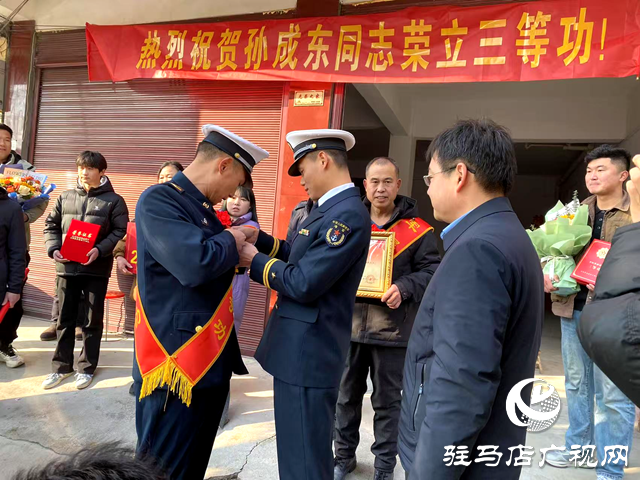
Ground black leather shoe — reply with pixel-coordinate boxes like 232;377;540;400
334;457;357;480
374;469;394;480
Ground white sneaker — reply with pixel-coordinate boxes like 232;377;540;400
75;373;93;390
42;372;74;389
545;450;571;468
0;344;24;368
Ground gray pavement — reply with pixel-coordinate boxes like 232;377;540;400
0;317;639;479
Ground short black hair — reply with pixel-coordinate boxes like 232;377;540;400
76;151;107;171
196;141;225;161
309;149;348;169
365;157;400;178
157;161;184;179
426;118;517;195
12;442;168;480
0;123;13;138
584;145;631;172
221;185;259;223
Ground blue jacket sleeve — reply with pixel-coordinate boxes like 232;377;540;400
255;229;292;262
411;239;512;480
136;187;239;288
250;213;369;303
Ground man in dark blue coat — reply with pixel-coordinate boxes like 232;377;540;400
134;124;268;480
238;129;371;480
398;119;544;479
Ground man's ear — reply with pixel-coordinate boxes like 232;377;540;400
217;156;232;174
621;170;630;182
319;151;330;170
454;163;469;193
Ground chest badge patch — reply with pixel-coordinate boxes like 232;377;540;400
326;220;351;247
298;228;310;236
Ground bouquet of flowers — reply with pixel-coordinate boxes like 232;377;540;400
527;192;593;296
0;165;56;210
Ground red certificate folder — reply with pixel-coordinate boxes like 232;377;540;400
0;303;9;325
0;269;29;325
60;219;101;263
124;222;137;274
571;239;612;286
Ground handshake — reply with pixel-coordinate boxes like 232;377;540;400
227;226;260;268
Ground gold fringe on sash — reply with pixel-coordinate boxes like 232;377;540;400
134;284;233;408
139;357;194;407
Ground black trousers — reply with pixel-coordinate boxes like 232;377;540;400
52;275;108;375
0;252;29;347
135;383;229;480
274;377;339;480
50;276;87;326
334;342;407;472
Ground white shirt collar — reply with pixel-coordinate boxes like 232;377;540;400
318;183;355;207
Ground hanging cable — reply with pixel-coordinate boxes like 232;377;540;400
0;0;31;36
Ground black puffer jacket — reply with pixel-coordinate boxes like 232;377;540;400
44;177;129;278
578;222;640;406
352;195;441;347
0;188;27;298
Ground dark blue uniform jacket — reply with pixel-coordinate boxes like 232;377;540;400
250;187;371;388
133;172;247;390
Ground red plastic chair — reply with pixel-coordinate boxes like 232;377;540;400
104;290;126;341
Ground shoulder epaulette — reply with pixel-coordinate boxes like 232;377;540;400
167;182;184;193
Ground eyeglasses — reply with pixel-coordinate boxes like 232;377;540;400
423;166;476;187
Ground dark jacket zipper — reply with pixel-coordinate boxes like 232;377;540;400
412;364;426;430
76;191;89;274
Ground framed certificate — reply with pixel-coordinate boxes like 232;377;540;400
357;231;395;299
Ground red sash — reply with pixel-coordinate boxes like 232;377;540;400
374;218;434;257
134;286;234;407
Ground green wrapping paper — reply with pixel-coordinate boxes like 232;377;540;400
527;200;592;296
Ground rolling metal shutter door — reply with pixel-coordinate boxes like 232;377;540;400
28;66;283;356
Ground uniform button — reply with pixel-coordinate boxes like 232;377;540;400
195;326;203;332
275;304;279;310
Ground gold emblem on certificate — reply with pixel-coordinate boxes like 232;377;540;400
357;231;395;299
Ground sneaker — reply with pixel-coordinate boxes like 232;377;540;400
545;450;571;468
42;372;74;389
75;326;83;341
75;373;93;390
0;344;24;368
40;323;57;341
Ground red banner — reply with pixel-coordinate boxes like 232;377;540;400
87;0;640;84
